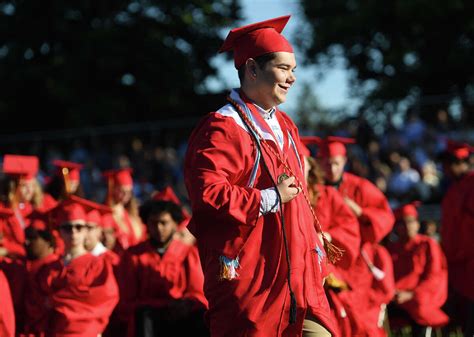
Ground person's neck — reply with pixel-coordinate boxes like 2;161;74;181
150;236;174;250
67;246;87;260
37;248;54;260
326;175;343;189
240;87;274;112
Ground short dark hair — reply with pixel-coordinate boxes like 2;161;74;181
139;200;184;224
25;227;56;248
237;52;277;83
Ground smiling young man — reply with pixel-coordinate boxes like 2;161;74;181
184;16;336;337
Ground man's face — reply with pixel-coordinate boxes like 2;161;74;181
447;160;469;179
25;230;51;260
59;222;87;250
396;216;420;240
147;211;177;245
321;155;347;183
102;228;117;250
253;52;296;109
84;223;102;251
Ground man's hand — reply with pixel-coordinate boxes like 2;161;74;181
343;196;362;217
277;176;301;203
395;290;414;304
0;247;8;257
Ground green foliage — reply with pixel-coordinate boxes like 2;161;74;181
298;0;474;125
0;0;241;132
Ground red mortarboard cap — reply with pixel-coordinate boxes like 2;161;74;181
394;202;421;221
103;168;134;187
152;186;182;205
52;160;83;183
53;202;87;226
317;136;356;158
3;154;39;180
300;136;322;157
152;186;191;224
68;195;112;227
101;213;117;230
219;15;293;68
29;218;47;231
446;140;473;160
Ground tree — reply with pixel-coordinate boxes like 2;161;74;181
297;0;474;126
0;0;241;133
295;81;345;131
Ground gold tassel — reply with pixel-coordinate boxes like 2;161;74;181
323;236;345;264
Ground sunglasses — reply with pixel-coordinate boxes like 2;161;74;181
60;223;87;233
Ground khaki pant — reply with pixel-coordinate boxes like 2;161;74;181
302;314;332;337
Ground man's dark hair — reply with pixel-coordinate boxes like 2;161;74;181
25;227;56;248
139;200;184;224
237;53;277;83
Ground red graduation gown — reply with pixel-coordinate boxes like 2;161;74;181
311;184;360;270
0;256;26;333
364;245;395;337
0;269;15;337
388;234;449;326
311;184;360;337
23;254;59;335
109;209;147;251
184;94;336;337
332;172;395;336
0;195;57;258
38;253;119;337
441;172;474;301
338;172;395;244
118;239;207;327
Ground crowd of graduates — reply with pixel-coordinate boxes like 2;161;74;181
0;132;472;337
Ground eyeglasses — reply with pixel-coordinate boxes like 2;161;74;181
60;223;87;233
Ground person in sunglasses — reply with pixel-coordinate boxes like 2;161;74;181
37;200;119;337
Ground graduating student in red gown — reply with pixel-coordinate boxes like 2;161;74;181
439;140;474;336
38;200;119;337
387;203;449;334
0;269;15;337
300;145;360;337
103;168;146;250
45;160;85;202
118;200;208;337
317;137;395;336
0;155;57;258
185;16;337;337
23;218;58;335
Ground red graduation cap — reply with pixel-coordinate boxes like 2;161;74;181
300;136;322;157
316;136;356;158
52;160;83;183
68;195;112;227
152;186;191;225
3;154;39;180
152;186;182;205
53;202;87;226
394;201;421;221
219;15;293;68
445;140;473;160
103;168;134;187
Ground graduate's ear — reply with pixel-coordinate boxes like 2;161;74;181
245;58;258;79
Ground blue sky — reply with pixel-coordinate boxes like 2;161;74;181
204;0;357;114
